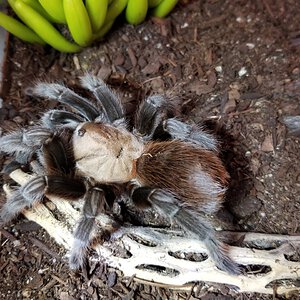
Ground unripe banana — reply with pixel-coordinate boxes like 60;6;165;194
7;0;31;23
148;0;163;8
126;0;148;25
106;0;128;23
85;0;108;32
152;0;178;18
13;0;81;52
63;0;93;47
22;0;57;22
0;11;46;45
93;20;114;40
38;0;66;24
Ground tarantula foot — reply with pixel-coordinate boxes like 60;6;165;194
207;237;241;275
163;118;218;151
2;160;22;174
217;257;241;275
0;189;25;225
69;256;83;270
0;214;6;227
68;240;88;270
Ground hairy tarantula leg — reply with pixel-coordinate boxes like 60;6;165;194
45;176;86;199
134;95;167;139
32;83;100;121
2;160;22;174
163;118;218;151
41;110;85;129
132;187;240;275
0;190;28;225
0;177;46;225
80;74;125;124
0;127;52;163
0;176;86;226
69;187;108;269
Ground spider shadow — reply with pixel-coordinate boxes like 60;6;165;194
202;120;255;229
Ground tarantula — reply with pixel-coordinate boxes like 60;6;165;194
0;74;240;274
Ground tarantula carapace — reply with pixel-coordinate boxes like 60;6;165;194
0;74;240;274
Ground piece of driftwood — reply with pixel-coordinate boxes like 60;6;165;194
3;169;300;296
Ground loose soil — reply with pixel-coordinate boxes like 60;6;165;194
0;0;299;299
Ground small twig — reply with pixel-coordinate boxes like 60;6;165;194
122;288;135;300
262;0;275;19
186;283;196;300
51;274;67;286
0;261;9;272
206;109;256;121
120;282;131;294
199;14;229;31
41;278;58;291
109;287;125;298
127;48;137;68
29;236;61;260
0;228;18;242
142;76;162;85
126;274;136;288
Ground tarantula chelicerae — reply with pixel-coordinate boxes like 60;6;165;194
0;74;240;274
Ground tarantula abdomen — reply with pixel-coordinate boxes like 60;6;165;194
136;140;229;210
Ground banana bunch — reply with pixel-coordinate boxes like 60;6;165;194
0;0;179;52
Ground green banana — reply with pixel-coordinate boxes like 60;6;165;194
106;0;128;23
64;0;93;46
148;0;163;8
93;20;114;40
13;0;81;52
8;0;30;23
126;0;148;25
0;11;45;45
85;0;108;32
22;0;57;22
152;0;178;18
38;0;66;24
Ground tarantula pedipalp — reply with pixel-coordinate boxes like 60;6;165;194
0;74;240;274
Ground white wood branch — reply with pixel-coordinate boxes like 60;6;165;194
4;169;300;296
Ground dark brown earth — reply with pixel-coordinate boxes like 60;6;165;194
0;0;300;299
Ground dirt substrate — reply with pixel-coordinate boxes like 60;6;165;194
0;0;300;299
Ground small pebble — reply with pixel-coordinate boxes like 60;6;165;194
107;271;117;288
238;67;248;77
